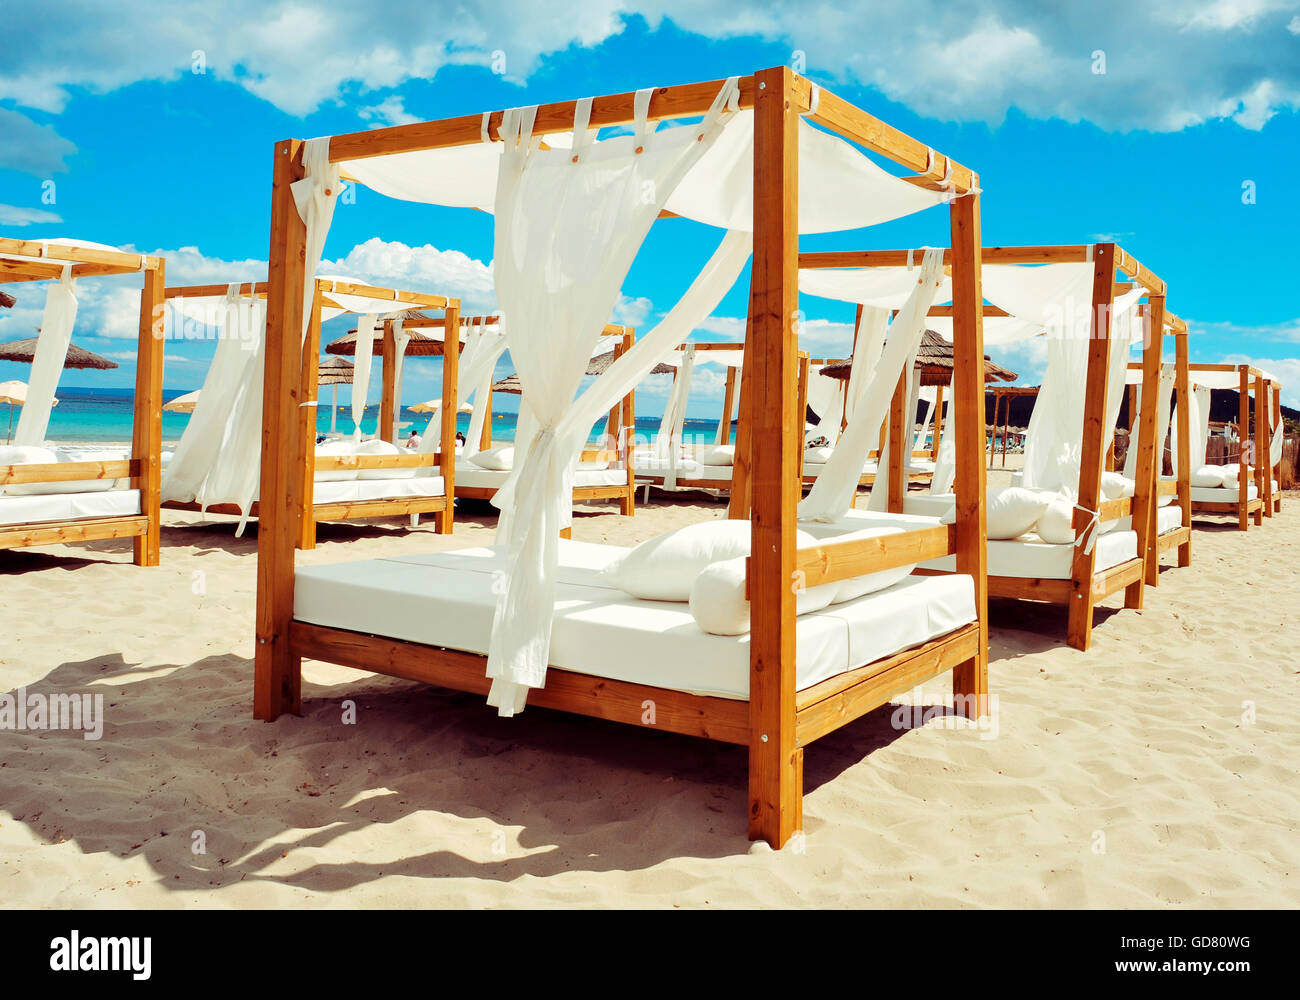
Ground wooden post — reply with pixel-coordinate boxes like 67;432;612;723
888;367;907;512
728;315;755;520
1256;372;1269;519
1133;295;1164;592
1000;391;1010;467
1273;384;1283;514
131;261;165;567
254;138;307;722
746;65;801;848
720;366;737;445
1175;331;1192;567
620;330;636;516
380;321;396;443
1238;367;1251;530
931;383;944;461
480;387;493;449
297;283;323;550
1068;244;1115;650
797;352;810;486
949;192;989;717
438;301;459;534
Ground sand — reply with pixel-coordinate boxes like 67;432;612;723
2;482;1299;908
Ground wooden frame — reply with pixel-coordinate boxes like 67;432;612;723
253;68;987;848
0;238;164;564
161;278;458;548
802;242;1169;651
1187;363;1270;531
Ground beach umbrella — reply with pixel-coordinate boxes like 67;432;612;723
316;356;355;434
492;352;673;396
0;380;56;444
0;337;119;370
410;398;473;414
326;311;451;356
163;389;200;414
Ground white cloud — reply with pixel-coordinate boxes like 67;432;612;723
0;108;76;176
0;204;62;226
1187;316;1300;342
613;294;653;327
357;96;421;127
2;2;1297;135
324;237;496;315
1218;354;1300;407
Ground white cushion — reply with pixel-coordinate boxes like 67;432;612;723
1100;472;1135;499
1035;495;1077;544
1190;465;1225;488
52;446;128;493
810;526;916;603
1220;464;1247;489
944;486;1051;540
577;459;611;471
601;519;816;602
354;438;418;479
689;556;837;636
314;440;357;482
0;445;61;496
696;445;735;466
805;445;833;464
470;445;514;471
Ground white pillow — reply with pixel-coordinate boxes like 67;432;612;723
806;527;915;603
804;445;833;464
52;446;127;493
1190;465;1225;488
696;445;735;467
0;445;61;496
1035;494;1077;544
577;458;611;471
601;519;817;602
1100;472;1135;499
689;556;837;636
1220;464;1242;489
943;486;1051;540
470;445;514;471
314;440;358;482
354;438;418;479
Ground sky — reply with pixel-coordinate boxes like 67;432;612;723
2;0;1299;418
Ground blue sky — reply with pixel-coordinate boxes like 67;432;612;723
2;2;1299;415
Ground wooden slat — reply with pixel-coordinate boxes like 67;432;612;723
769;524;955;593
0;460;137;486
795;625;980;744
311;497;448;521
255;139;307;722
746;66;801;848
987;575;1073;603
313;453;442;471
289;621;752;744
0;514;150;550
0;236;155;273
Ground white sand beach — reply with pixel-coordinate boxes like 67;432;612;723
1;484;1298;909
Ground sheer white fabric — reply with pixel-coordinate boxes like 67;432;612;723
806;368;846;444
1271;419;1284;466
482;80;745;715
351;314;378;440
290;140;342;343
843;307;887;426
657;345;695;487
931;392;957;495
14;270;77;446
390;320;411;440
799;249;944;522
1123;364;1175;480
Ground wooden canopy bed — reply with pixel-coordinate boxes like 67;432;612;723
1187;362;1275;531
0;238;163;565
802;242;1172;652
254;68;990;848
161;277;459;548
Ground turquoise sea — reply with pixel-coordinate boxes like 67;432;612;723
15;386;728;447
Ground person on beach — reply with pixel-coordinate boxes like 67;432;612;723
406;430;420;450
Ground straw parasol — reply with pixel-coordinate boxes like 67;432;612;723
493;352;673;395
163;389;200;413
314;356;356;434
0;338;119;370
326;311;452;356
819;330;1016;386
0;380;56;444
0;291;15;309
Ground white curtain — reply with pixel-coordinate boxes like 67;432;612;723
14;269;77;445
656;345;695;487
799;250;944;522
1271;420;1284;467
482;80;744;715
1124;364;1175;480
1174;384;1212;472
351;314;378;440
290;138;342;343
805;368;845;444
424;319;507;455
842;306;888;427
931;391;957;494
913;387;936;453
390;320;411;440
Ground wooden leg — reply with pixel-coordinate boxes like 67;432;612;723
952;644;988;720
1178;537;1192;568
619;490;634;517
1067;582;1094;652
437;499;454;534
1123;575;1143;609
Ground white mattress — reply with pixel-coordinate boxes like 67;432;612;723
635;456;734;482
294;539;977;701
0;489;142;527
1191;482;1261;503
456;465;628;490
799;506;1137;580
311;476;445;505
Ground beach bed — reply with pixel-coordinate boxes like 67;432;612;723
252;68;991;847
0;238;163;565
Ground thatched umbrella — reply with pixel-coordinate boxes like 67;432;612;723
493;352;673;395
0;291;15;309
819;330;1016;386
316;356;355;434
325;311;450;356
0;338;119;370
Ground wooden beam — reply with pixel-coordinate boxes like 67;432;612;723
619;330;636;517
1069;243;1115;649
255;139;307;722
1133;295;1164;591
888;366;907;513
1239;367;1251;530
297;285;323;550
728;315;755;519
380;322;396;443
746;65;801;848
0;514;150;550
720;366;737;446
1175;332;1192;566
132;260;165;567
438;301;459;534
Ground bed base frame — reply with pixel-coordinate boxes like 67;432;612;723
1187;364;1276;531
0;239;164;565
255;68;989;848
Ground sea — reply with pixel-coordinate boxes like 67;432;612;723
15;386;731;448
